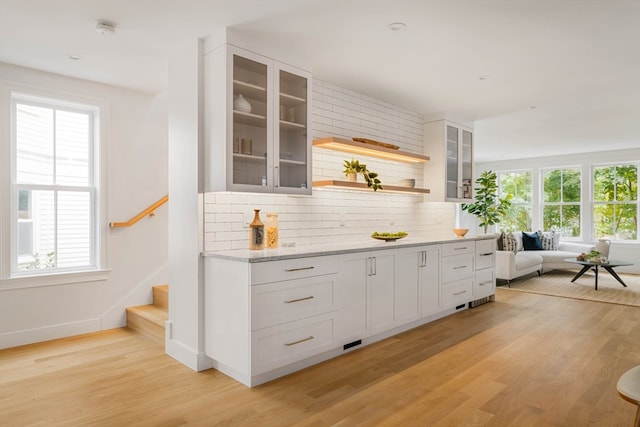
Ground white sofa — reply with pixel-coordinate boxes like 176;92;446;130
496;239;594;285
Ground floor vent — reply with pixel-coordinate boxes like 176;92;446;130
470;295;495;308
344;339;362;350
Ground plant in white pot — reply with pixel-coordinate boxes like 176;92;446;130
343;159;383;191
461;170;512;234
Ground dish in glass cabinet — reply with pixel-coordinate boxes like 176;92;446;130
371;231;408;242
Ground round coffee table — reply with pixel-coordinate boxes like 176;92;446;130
564;259;634;291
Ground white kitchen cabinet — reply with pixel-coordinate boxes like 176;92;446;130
441;241;475;309
204;44;311;194
335;249;397;341
424;120;473;202
474;239;496;300
396;247;426;324
419;246;441;318
368;249;397;336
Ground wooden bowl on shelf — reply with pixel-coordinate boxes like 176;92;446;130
453;228;469;238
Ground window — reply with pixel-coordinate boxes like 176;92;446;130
11;95;99;275
542;167;581;237
498;171;532;232
593;163;638;241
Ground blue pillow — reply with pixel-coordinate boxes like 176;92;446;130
522;231;543;250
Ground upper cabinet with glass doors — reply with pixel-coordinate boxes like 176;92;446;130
423;120;473;202
204;45;312;194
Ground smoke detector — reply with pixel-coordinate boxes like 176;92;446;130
95;21;116;35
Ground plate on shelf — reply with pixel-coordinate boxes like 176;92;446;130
371;232;408;242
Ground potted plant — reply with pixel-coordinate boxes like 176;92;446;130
461;170;511;234
343;159;383;191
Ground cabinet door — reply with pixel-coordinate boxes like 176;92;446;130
369;250;396;336
446;124;459;200
274;63;312;194
420;247;440;317
395;248;421;325
336;252;369;343
461;129;473;199
230;51;273;191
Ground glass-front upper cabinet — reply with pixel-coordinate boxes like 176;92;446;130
424;120;474;202
204;44;311;194
275;66;311;193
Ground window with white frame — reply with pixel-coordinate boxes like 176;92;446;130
542;167;581;237
11;94;99;275
498;170;533;232
593;163;638;241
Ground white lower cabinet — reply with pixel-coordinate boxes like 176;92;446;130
204;238;495;387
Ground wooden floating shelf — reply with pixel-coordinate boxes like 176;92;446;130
313;136;430;163
313;180;430;194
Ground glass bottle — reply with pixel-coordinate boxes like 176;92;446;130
265;212;279;249
249;209;264;250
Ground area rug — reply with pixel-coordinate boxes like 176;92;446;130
498;270;640;307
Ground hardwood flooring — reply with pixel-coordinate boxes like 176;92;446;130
2;289;639;426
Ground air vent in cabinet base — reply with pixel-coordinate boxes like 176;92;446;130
469;295;495;308
343;339;362;351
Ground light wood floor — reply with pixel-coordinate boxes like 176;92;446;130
2;289;639;426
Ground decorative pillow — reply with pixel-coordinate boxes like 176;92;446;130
502;233;519;252
538;230;559;251
522;231;543;250
496;232;505;251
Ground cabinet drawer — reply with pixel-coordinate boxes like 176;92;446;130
475;268;495;299
252;313;335;374
442;254;475;283
251;255;338;285
442;241;475;257
442;278;474;308
475;239;495;270
251;275;337;330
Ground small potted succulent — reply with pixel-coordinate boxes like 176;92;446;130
343;159;383;191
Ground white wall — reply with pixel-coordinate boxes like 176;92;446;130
475;149;640;274
203;79;456;252
0;63;169;348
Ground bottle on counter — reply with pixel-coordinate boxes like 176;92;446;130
265;212;279;249
249;209;265;250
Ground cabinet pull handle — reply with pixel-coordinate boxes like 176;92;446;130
453;290;467;296
284;296;314;304
275;166;279;187
453;265;467;270
479;252;493;257
372;257;377;276
479;281;492;286
284;336;314;347
285;266;315;272
454;247;468;251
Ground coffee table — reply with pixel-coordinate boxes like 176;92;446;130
564;259;634;290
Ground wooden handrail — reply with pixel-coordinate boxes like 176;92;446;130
110;195;168;228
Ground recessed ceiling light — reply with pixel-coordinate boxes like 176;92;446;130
96;20;116;35
67;54;80;61
388;22;407;31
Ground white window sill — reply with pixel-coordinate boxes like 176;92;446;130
0;269;111;291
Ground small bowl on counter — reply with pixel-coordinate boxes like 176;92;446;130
453;228;469;238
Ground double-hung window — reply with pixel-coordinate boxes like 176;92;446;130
11;94;100;275
498;170;533;232
593;163;638;241
542;167;581;237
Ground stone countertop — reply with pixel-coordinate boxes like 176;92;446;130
202;234;495;263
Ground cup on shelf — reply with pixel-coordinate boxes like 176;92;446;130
241;138;253;155
286;107;295;122
233;137;240;153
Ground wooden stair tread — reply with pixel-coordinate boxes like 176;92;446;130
126;304;168;326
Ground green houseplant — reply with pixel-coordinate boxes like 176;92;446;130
461;170;512;234
343;159;383;191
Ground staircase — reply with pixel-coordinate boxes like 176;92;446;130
126;284;168;346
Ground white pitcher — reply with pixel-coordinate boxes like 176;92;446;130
595;239;611;258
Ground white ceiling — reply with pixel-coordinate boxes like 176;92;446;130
1;0;639;162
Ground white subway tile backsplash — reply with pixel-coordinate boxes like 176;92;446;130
202;78;455;252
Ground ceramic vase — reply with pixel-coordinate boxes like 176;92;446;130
234;94;252;113
595;239;611;258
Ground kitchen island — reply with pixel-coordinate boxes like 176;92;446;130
203;235;496;386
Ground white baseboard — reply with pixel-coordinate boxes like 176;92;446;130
0;317;101;349
164;322;213;372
